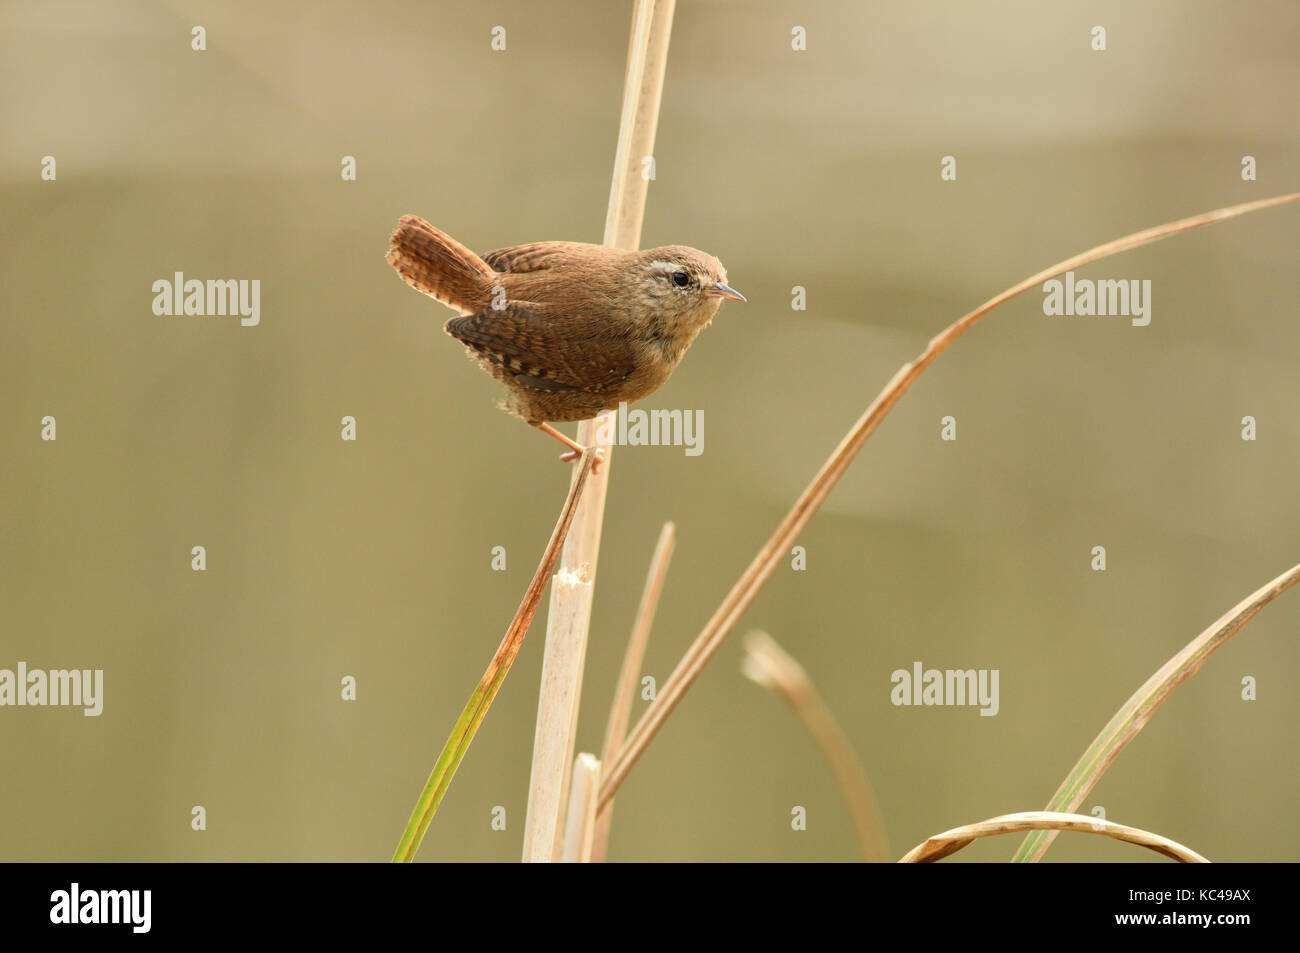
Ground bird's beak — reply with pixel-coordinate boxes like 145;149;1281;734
709;282;746;302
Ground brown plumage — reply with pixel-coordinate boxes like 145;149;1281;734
386;215;744;459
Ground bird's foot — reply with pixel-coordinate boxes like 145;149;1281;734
559;447;606;474
536;422;605;473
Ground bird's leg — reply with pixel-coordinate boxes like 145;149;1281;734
534;423;605;473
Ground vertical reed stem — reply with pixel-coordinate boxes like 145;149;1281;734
520;0;677;863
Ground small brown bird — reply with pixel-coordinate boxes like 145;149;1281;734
386;215;744;468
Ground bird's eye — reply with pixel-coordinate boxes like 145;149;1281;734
671;271;690;288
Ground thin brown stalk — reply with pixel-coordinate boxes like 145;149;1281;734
1014;560;1300;862
741;631;889;861
591;521;676;862
521;0;677;863
900;812;1209;863
392;449;595;862
597;191;1300;810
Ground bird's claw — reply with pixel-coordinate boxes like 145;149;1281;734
559;447;606;474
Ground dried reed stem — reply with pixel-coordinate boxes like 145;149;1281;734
560;753;602;862
591;521;676;861
741;630;889;861
900;811;1209;863
521;0;677;863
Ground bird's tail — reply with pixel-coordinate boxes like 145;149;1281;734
386;215;495;312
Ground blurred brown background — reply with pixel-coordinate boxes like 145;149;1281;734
2;0;1297;862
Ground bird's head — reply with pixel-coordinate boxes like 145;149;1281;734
635;245;745;334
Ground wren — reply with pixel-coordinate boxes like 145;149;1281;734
386;215;744;467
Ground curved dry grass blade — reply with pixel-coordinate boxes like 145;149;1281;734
392;449;595;863
591;521;676;862
522;0;677;863
742;631;889;861
597;192;1300;810
901;811;1209;863
1013;561;1300;863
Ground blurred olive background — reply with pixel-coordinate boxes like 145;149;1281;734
2;0;1297;863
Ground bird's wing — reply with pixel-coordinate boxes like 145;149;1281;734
445;303;638;395
483;242;613;273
